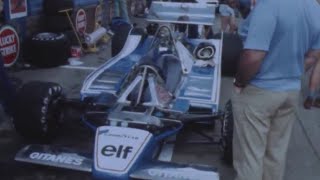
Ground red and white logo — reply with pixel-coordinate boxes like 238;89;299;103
0;26;20;67
76;9;87;34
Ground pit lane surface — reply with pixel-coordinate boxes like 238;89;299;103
1;25;320;180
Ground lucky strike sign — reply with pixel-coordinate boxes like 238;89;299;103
0;26;20;67
76;9;87;34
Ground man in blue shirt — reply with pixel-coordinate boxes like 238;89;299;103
233;0;320;180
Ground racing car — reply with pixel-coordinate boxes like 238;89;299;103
13;2;233;180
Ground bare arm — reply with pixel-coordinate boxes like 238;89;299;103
305;50;320;71
235;49;266;86
309;60;320;93
303;50;320;109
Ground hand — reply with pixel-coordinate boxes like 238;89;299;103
233;85;243;94
303;96;314;109
313;98;320;108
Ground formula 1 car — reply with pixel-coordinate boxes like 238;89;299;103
13;2;233;180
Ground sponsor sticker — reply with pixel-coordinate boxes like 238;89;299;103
76;9;87;34
147;168;219;180
29;152;84;166
95;126;152;173
148;169;193;179
0;26;20;67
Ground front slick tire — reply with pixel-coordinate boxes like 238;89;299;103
13;82;63;143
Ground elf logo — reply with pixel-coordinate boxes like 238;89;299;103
101;145;133;159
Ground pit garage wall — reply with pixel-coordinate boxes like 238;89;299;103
1;0;110;67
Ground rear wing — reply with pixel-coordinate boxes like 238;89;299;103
147;1;218;26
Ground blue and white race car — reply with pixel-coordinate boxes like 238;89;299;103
13;2;233;180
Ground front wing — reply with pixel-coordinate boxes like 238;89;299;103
15;145;92;172
15;145;219;180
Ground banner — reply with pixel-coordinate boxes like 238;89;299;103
9;0;27;19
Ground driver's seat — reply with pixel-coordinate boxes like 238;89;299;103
127;53;182;105
156;55;182;94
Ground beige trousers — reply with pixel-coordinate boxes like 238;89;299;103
232;85;299;180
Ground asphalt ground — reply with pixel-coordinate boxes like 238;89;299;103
0;17;320;180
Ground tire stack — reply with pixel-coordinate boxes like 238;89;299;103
25;0;74;68
25;33;71;68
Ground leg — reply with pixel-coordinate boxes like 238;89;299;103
146;0;152;9
219;5;231;32
119;0;130;23
220;16;230;32
232;85;285;180
142;0;147;7
114;0;120;17
229;16;237;33
263;91;299;180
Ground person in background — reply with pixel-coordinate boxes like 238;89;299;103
114;0;130;23
0;3;14;115
143;0;152;15
232;0;320;180
0;2;14;116
0;0;3;13
0;55;15;116
219;0;237;33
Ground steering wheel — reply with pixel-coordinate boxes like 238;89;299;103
133;65;165;106
138;65;163;80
